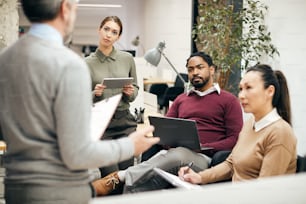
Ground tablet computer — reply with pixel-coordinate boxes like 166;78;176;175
102;77;133;89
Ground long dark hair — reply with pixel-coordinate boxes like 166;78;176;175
246;64;291;125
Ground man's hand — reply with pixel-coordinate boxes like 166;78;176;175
128;125;160;156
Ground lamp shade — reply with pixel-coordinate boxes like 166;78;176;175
144;41;166;66
144;41;187;88
131;36;140;46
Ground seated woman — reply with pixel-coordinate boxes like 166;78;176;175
178;64;297;184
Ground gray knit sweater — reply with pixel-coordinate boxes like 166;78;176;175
0;34;134;186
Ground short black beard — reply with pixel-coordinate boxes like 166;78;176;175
191;76;209;89
192;82;205;89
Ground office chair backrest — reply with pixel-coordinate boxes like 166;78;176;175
149;83;168;97
296;155;306;173
174;73;188;87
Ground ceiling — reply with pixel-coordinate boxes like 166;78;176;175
73;0;128;45
18;0;142;46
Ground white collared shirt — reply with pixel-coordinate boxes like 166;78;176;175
28;23;63;46
186;83;221;97
253;108;281;132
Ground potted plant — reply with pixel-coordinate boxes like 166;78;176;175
193;0;279;93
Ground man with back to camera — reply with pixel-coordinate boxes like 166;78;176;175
0;0;159;203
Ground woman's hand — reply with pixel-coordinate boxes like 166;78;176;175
94;84;106;96
122;84;134;96
178;166;202;184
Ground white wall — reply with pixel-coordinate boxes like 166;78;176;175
72;0;145;50
261;0;306;155
131;0;193;112
142;0;193;81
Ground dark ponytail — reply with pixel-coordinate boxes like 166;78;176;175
274;70;291;125
246;64;292;125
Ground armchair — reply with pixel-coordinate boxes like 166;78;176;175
296;155;306;173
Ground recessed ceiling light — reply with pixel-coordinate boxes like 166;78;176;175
77;4;122;8
16;2;122;9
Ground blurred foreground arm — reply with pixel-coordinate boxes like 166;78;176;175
129;125;160;156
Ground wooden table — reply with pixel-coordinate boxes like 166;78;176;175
143;78;174;85
0;141;6;171
0;141;6;154
143;78;174;91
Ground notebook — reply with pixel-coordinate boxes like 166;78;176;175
90;94;122;141
153;167;202;190
148;116;214;151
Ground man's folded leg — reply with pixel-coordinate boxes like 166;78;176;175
93;147;210;196
123;147;209;193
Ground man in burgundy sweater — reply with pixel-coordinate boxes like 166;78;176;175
92;52;243;196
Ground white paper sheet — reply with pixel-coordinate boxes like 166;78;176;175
90;94;122;141
153;167;202;190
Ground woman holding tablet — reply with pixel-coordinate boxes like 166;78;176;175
85;16;138;192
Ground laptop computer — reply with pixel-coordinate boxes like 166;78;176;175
148;116;213;151
90;94;122;141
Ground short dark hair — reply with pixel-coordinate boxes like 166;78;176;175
21;0;66;22
186;52;213;67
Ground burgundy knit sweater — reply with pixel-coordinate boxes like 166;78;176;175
166;90;243;154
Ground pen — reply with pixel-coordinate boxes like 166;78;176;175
184;161;193;175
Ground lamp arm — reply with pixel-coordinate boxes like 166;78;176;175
139;44;145;56
160;51;186;85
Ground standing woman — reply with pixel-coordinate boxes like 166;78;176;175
85;16;138;179
179;64;297;184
